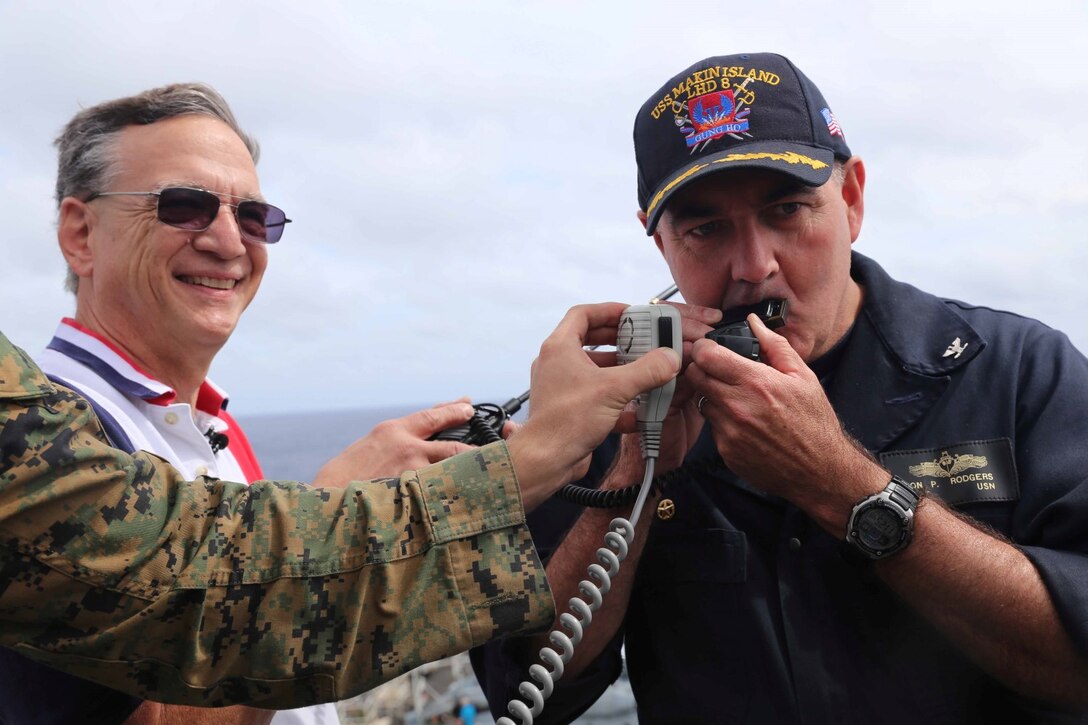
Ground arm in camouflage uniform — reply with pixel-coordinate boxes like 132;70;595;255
0;332;552;708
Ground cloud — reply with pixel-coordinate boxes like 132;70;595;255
1;0;1084;413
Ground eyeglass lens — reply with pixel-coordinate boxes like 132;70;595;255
157;187;288;243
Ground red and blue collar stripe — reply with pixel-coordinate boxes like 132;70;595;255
47;319;230;415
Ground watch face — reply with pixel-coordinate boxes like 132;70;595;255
856;504;904;552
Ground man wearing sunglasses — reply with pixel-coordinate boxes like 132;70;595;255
17;83;486;724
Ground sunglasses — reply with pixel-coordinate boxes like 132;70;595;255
86;186;291;243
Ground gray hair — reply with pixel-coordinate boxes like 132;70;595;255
830;160;847;186
55;82;260;293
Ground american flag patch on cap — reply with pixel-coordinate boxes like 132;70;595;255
821;107;843;138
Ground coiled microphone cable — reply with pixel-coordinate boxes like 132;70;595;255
496;304;678;725
495;430;660;725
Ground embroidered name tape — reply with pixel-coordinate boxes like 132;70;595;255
879;438;1019;506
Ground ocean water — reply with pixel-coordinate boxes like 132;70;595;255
237;405;419;482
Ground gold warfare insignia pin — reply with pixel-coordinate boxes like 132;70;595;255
908;450;988;478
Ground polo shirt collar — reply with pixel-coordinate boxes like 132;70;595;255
47;318;230;415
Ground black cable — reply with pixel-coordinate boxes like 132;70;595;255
467;403;505;445
555;456;725;508
434;398;728;509
430;403;509;446
555;482;646;508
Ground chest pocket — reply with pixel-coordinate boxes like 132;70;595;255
642;527;747;584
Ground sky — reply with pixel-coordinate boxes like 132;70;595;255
1;0;1085;415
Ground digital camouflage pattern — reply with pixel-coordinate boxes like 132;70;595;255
0;331;553;708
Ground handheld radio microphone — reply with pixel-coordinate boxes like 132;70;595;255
428;285;681;448
616;304;682;458
705;298;789;361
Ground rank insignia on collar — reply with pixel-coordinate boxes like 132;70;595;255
943;337;969;359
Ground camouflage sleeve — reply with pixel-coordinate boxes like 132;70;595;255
0;334;554;708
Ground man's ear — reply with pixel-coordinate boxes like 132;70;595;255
637;209;666;256
841;157;866;243
58;197;95;278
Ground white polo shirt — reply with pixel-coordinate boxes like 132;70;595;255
37;318;263;482
38;319;342;724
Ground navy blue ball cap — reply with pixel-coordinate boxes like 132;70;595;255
635;53;852;235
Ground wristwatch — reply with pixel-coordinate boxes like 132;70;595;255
846;476;921;559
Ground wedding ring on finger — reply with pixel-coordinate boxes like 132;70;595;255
696;395;708;414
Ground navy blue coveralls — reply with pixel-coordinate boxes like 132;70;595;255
472;253;1088;724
